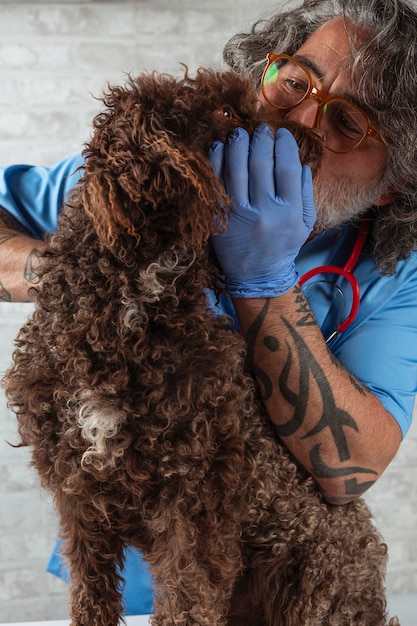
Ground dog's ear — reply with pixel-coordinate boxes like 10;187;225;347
80;79;229;252
81;140;228;253
81;166;139;250
141;138;230;249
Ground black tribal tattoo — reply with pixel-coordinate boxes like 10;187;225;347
0;280;11;302
0;216;42;300
245;298;378;497
0;226;16;301
294;285;316;327
279;317;358;461
24;249;41;283
0;231;18;246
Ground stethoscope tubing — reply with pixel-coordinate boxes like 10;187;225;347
299;220;368;336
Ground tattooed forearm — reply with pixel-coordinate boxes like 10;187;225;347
310;444;377;481
245;300;276;401
0;230;19;245
293;284;316;326
0;213;43;300
245;300;360;461
0;280;11;302
280;318;358;461
243;294;380;499
349;375;367;396
24;248;42;282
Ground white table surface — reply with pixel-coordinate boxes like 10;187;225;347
0;618;151;626
1;595;415;626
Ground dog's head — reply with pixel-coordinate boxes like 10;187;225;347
80;67;322;256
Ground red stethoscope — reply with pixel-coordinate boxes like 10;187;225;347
298;220;368;344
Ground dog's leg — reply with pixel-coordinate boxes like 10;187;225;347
234;502;394;626
226;574;267;626
58;501;126;626
66;536;125;626
145;518;239;626
150;566;231;626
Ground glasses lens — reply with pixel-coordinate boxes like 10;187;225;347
318;100;368;152
263;57;310;109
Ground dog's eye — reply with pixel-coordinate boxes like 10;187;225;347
215;106;242;126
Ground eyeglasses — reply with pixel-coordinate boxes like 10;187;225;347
261;53;382;154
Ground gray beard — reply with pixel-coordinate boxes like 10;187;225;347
312;171;388;233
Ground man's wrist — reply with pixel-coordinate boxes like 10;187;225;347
225;265;298;298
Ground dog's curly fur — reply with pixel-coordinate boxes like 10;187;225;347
3;68;399;626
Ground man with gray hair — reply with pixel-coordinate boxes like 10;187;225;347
1;0;416;614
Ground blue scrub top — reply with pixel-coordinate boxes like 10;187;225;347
0;154;84;237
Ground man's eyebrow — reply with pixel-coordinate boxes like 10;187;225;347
292;53;374;116
292;54;325;81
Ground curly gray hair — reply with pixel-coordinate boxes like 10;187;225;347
223;0;417;274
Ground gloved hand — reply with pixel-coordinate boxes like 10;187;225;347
208;124;316;298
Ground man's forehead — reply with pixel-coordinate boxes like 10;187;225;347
294;18;372;109
294;17;368;85
298;18;366;65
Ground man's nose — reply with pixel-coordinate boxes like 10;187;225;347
283;99;326;143
284;98;319;129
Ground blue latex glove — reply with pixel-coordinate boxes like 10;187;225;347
208;124;316;298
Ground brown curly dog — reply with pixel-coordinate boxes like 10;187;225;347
3;67;399;626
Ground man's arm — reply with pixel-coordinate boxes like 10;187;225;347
0;207;46;302
233;290;403;504
208;126;403;503
0;154;83;301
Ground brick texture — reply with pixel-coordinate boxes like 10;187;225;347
0;0;416;622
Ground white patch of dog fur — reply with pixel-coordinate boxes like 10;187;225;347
78;249;198;469
121;248;197;331
78;400;127;470
137;248;196;298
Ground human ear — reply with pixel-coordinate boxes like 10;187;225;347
373;188;399;206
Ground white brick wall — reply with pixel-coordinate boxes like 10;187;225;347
0;304;69;621
0;1;416;622
0;0;282;166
